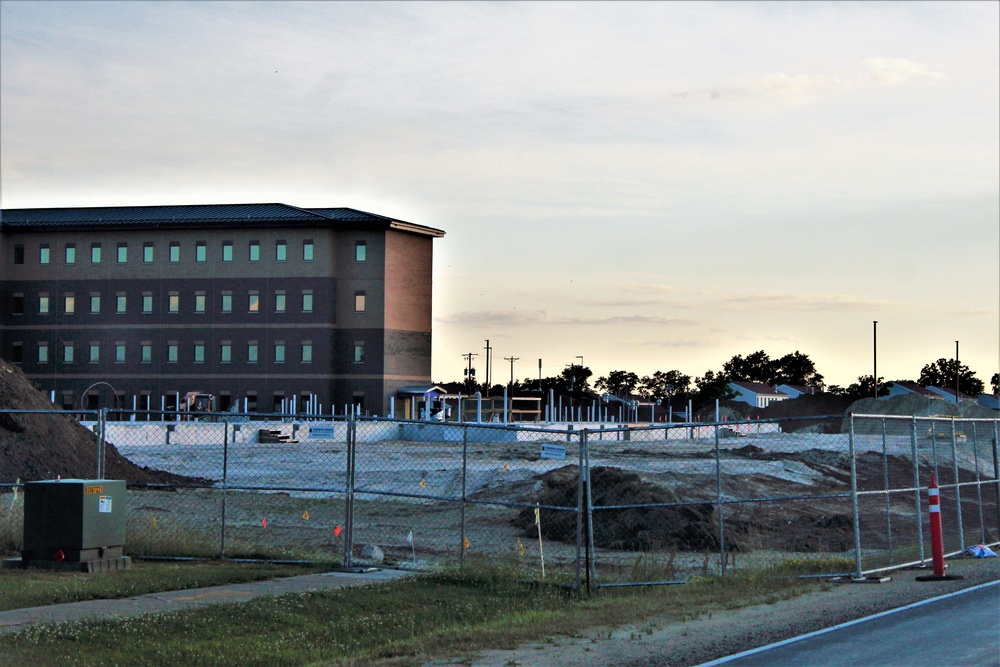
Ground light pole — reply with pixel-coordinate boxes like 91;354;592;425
955;340;960;406
873;321;878;399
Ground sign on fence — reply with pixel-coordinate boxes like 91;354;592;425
541;444;567;460
308;425;338;439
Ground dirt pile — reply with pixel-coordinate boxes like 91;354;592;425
0;359;196;484
512;465;719;552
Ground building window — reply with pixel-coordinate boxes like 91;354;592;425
115;343;126;363
167;342;179;363
195;292;206;313
11;342;23;363
117;293;127;313
355;241;366;262
38;342;49;363
221;292;233;313
12;293;24;315
118;243;129;264
169;242;180;263
249;241;260;262
276;240;287;262
220;342;232;364
40;244;50;264
353;342;365;364
90;294;101;314
168;292;180;313
301;342;313;363
195;242;207;263
193;343;205;364
143;243;154;263
89;343;100;363
13;245;24;265
247;342;259;364
91;243;101;264
142;293;153;314
355;291;366;312
64;294;75;314
63;343;74;364
39;294;50;314
222;241;233;262
274;291;286;313
65;244;76;264
303;240;314;262
248;291;259;313
301;290;313;313
274;342;285;364
141;343;152;363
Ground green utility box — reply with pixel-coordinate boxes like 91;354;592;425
20;479;130;571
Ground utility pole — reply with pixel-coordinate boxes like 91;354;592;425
484;339;492;395
462;352;479;395
505;356;519;387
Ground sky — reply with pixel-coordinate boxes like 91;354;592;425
1;1;998;389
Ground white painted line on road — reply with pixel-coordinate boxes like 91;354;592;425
695;579;1000;667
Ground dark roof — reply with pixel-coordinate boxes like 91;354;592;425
730;380;784;396
0;203;444;236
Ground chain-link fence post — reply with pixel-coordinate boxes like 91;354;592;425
460;426;468;570
585;432;595;592
714;419;726;575
880;418;893;565
910;416;925;565
576;429;586;591
220;419;229;559
96;408;107;479
344;411;356;568
993;421;1000;540
950;419;965;552
848;414;863;578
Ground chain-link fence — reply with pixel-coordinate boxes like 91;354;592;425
2;410;997;590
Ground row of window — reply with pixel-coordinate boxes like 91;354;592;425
9;340;366;365
10;290;367;316
12;240;369;265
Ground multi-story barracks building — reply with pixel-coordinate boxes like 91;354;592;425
0;203;444;416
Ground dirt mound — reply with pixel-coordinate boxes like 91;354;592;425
754;394;853;433
0;359;199;484
844;394;999;434
512;466;719;552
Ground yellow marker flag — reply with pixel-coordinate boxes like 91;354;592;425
516;538;525;557
420;479;427;488
502;463;509;471
463;536;470;549
13;479;20;500
152;517;158;528
533;507;540;526
302;510;310;521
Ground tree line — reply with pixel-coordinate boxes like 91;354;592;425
441;350;997;412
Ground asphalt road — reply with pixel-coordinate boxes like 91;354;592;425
700;580;1000;667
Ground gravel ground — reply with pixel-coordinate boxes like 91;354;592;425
425;556;1000;667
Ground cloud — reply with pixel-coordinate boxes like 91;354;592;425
437;310;699;327
710;293;898;312
675;58;946;106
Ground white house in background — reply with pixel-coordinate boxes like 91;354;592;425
924;386;975;404
776;384;821;399
978;394;1000;411
883;381;940;400
730;381;789;408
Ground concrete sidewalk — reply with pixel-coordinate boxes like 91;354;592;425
0;567;412;635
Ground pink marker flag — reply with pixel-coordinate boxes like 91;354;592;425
334;524;342;537
262;518;267;528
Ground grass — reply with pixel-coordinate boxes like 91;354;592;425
0;557;851;667
0;560;331;611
